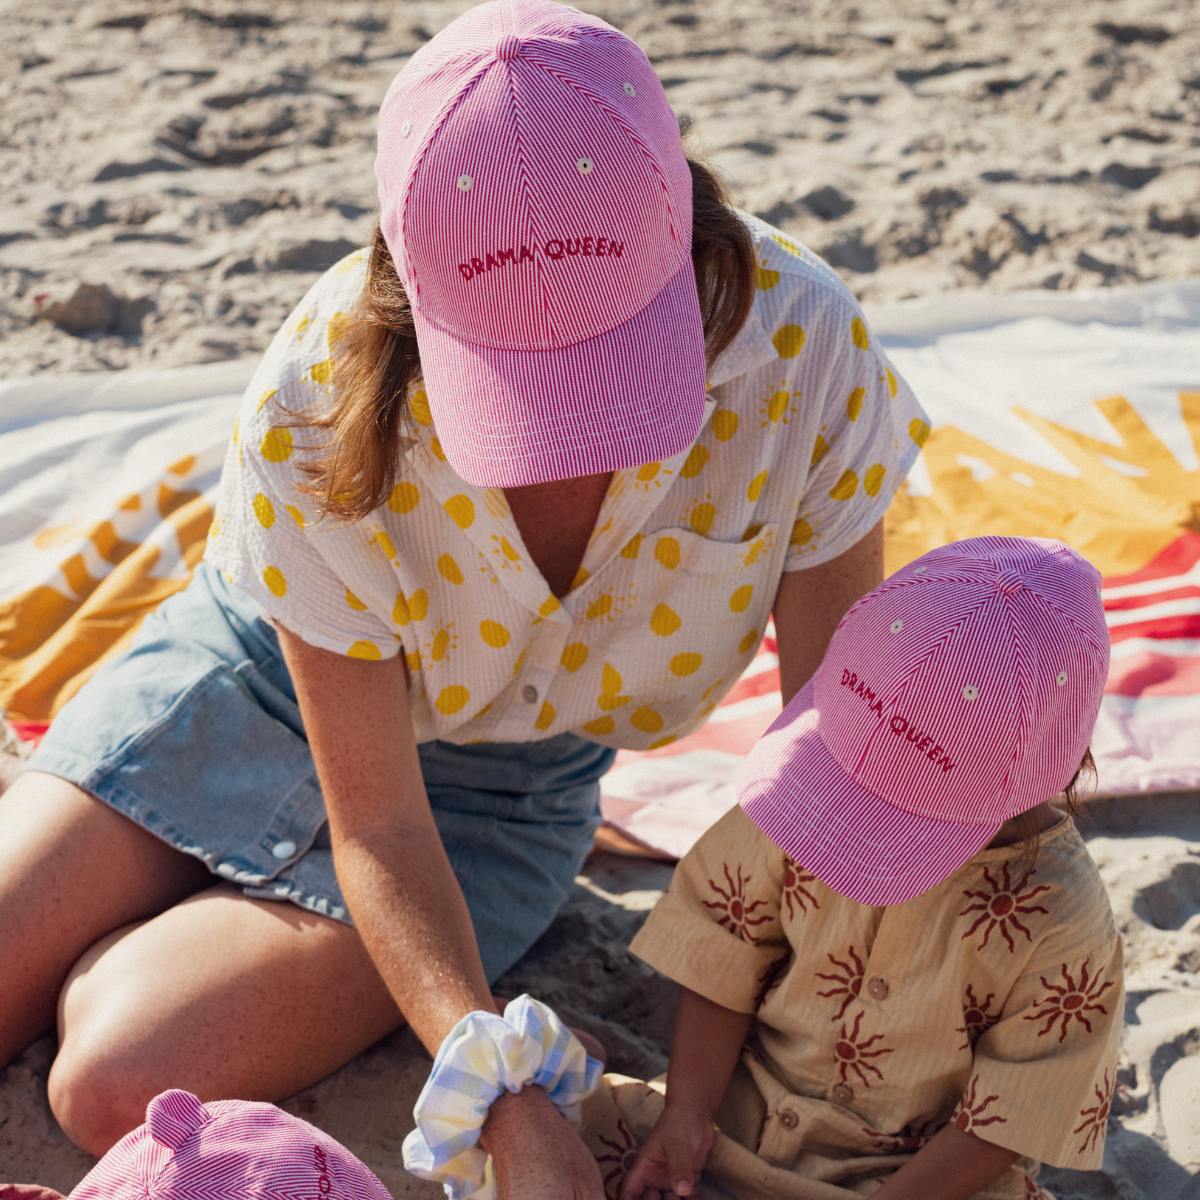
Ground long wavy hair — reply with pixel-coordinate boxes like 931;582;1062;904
283;155;755;524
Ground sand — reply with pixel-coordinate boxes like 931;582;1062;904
1;0;1198;1195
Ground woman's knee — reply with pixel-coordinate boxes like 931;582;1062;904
47;1033;154;1157
47;930;166;1153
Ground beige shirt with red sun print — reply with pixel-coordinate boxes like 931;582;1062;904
583;805;1123;1200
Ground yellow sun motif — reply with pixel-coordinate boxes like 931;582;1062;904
585;584;638;625
425;623;459;666
292;307;315;340
761;383;798;429
742;526;776;566
489;533;524;572
631;460;674;492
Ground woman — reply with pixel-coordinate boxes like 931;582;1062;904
0;0;927;1193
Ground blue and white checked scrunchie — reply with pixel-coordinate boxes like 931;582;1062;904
401;994;603;1199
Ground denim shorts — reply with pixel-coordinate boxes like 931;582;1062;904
27;560;616;983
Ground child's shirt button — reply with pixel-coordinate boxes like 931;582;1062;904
867;977;889;1001
778;1108;799;1130
831;1084;854;1104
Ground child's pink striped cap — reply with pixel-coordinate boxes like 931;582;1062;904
738;536;1111;906
374;0;705;487
69;1090;392;1199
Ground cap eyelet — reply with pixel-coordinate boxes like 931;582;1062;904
1056;670;1068;686
576;156;594;175
622;81;636;96
400;120;413;137
890;620;904;634
962;684;979;702
456;174;473;192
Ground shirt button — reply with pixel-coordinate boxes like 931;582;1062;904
521;684;539;704
867;977;889;1001
272;840;297;860
778;1109;799;1130
831;1084;854;1105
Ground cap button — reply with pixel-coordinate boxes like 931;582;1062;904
995;569;1023;596
495;34;521;61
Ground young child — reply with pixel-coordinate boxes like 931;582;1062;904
583;535;1123;1200
3;1088;393;1200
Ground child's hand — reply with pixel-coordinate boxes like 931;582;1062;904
619;1103;715;1199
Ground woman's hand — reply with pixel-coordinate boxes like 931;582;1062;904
481;1087;606;1200
618;1102;715;1200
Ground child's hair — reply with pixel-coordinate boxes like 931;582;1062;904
1009;748;1097;870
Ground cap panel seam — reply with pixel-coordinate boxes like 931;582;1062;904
527;55;685;249
396;54;495;298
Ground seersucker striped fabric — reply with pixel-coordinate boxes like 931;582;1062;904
69;1088;392;1199
401;994;603;1198
374;0;707;487
738;536;1111;905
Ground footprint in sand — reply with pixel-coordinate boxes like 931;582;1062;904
1132;861;1200;931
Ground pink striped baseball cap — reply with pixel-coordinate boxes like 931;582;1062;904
69;1089;392;1200
739;536;1111;905
374;0;704;487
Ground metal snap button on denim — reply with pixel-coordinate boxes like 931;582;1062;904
273;840;297;860
521;684;538;704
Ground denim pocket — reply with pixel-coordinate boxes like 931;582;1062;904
104;662;326;885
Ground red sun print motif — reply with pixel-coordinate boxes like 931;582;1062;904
953;1075;1007;1133
704;863;772;943
1025;959;1114;1043
594;1117;639;1199
957;984;1000;1050
1074;1070;1114;1156
834;1011;893;1088
782;857;820;920
959;863;1052;953
862;1118;944;1153
816;946;865;1020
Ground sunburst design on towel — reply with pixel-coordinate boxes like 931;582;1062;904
0;455;213;721
886;391;1200;578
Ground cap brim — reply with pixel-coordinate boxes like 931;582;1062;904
738;680;998;906
411;260;708;487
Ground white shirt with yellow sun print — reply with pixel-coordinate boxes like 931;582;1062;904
204;211;931;748
619;804;1122;1195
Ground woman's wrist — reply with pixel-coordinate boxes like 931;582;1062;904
478;1085;556;1151
401;996;602;1198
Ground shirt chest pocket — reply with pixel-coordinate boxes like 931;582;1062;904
633;522;781;662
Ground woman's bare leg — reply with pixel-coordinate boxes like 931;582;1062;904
0;769;212;1068
47;884;405;1155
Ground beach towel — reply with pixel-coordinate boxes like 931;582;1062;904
3;281;1198;860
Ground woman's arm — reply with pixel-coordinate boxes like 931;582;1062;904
772;520;884;704
277;621;492;1046
620;987;752;1199
871;1124;1019;1200
275;623;603;1198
